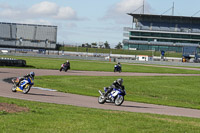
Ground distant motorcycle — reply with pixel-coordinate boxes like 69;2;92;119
11;77;34;94
98;87;126;106
114;64;122;73
60;63;69;72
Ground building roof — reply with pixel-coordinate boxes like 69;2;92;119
0;22;57;28
128;13;200;24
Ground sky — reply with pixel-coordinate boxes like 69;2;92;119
0;0;200;48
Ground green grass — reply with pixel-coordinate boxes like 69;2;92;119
59;46;183;57
1;55;200;74
35;75;200;109
1;55;200;132
1;96;200;133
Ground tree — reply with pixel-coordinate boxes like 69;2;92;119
104;41;110;49
115;42;123;49
82;43;91;48
81;44;85;47
98;42;104;48
91;42;97;48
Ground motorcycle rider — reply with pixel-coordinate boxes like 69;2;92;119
103;78;124;98
60;60;70;72
66;60;70;70
17;72;35;91
118;62;121;68
114;62;121;71
117;62;121;66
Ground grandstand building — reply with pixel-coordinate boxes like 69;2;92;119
0;22;57;49
123;14;200;53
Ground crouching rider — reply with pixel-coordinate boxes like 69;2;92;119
103;78;125;98
16;72;35;91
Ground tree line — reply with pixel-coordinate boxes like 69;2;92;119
81;41;123;49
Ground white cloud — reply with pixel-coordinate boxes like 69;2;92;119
103;0;152;24
0;9;21;18
114;0;143;13
55;7;78;20
28;1;80;20
0;1;82;21
28;1;58;16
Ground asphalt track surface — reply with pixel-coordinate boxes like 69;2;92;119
1;68;200;118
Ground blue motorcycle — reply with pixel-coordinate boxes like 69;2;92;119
11;77;34;94
114;64;122;73
98;87;126;106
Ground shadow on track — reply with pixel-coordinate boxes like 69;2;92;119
27;93;63;97
121;104;155;109
0;71;9;73
3;77;14;84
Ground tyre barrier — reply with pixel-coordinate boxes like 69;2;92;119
0;58;26;67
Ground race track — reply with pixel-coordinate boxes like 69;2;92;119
1;68;200;118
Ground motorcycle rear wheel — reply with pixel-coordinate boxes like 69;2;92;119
98;95;106;104
114;95;124;106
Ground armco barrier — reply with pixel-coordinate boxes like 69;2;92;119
0;53;113;62
0;58;26;67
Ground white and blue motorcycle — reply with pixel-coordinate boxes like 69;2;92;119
114;64;122;73
98;87;126;106
11;77;34;94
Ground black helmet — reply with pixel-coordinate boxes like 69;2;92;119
117;78;123;85
30;72;35;78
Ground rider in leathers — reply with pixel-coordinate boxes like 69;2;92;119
104;78;124;98
17;72;35;90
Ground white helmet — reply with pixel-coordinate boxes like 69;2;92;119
117;78;123;85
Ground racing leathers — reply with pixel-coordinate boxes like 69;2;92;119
17;74;34;90
104;79;124;98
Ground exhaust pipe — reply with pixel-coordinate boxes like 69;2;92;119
98;90;103;95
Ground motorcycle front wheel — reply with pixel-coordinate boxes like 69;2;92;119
114;95;124;106
23;84;31;94
11;85;17;92
98;95;106;104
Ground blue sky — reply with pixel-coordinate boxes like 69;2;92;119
0;0;200;47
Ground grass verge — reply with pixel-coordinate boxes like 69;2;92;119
35;75;200;109
60;46;183;57
0;96;200;133
1;55;200;74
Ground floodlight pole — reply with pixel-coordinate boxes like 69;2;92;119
161;2;175;16
172;2;174;16
143;0;145;14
